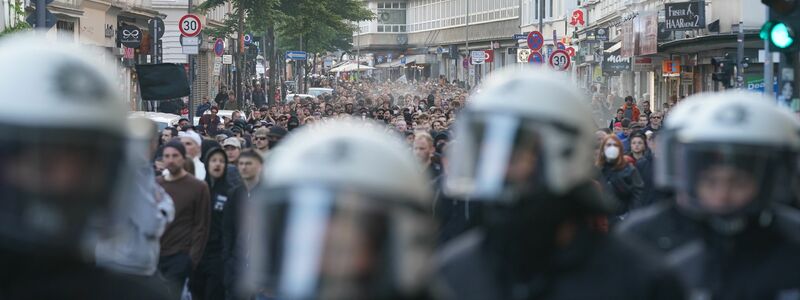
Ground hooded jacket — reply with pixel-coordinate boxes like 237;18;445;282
201;147;233;263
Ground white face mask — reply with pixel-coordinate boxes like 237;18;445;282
604;146;620;161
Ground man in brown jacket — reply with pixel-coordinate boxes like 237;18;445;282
157;140;211;299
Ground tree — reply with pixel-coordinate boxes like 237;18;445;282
198;0;372;101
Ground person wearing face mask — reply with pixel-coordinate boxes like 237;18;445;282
617;91;800;299
597;135;643;222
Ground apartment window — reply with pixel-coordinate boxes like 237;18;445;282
57;20;75;42
377;2;407;32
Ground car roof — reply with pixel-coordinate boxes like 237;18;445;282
129;111;181;124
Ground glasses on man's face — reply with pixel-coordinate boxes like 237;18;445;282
651;116;662;120
255;136;268;141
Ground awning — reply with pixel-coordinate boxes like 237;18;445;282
329;62;375;72
375;60;404;68
604;42;622;53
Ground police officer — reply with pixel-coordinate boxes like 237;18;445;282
437;67;684;300
617;91;800;299
0;35;170;298
238;120;439;300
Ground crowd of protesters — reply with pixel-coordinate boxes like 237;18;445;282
140;76;472;299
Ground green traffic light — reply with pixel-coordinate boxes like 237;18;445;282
770;22;795;49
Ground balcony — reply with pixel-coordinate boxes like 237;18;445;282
112;0;153;11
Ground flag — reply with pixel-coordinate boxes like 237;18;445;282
135;63;190;100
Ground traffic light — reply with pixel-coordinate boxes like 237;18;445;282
761;0;800;52
712;53;735;88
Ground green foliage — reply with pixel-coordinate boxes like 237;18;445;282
198;0;372;52
0;1;32;38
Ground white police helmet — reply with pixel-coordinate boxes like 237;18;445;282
0;34;128;256
444;66;598;204
242;120;436;299
668;91;800;233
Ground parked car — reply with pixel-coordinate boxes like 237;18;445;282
128;111;181;131
308;87;334;97
285;93;315;103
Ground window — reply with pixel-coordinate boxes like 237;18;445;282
57;20;75;42
378;3;384;8
377;25;385;32
549;0;553;18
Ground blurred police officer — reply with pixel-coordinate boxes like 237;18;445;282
617;91;800;299
238;120;439;300
0;34;170;299
437;67;684;300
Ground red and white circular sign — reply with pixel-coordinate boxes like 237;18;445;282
549;50;571;71
179;14;202;37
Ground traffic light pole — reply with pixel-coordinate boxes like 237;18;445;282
36;0;45;28
765;7;774;97
736;21;745;89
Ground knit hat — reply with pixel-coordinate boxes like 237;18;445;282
163;140;186;158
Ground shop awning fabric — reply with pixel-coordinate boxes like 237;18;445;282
329;62;375;72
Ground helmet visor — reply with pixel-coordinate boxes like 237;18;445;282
444;112;543;202
675;143;791;216
243;185;433;300
0;128;124;252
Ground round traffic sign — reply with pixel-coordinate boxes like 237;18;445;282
527;31;544;51
214;38;224;56
565;47;576;57
528;52;543;64
244;34;252;45
549;50;571;71
179;14;202;37
557;42;566;50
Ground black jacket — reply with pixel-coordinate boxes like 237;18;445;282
616;202;800;299
433;175;482;246
437;227;685;300
634;152;657;209
600;163;644;216
222;181;260;298
202;148;234;264
0;253;171;299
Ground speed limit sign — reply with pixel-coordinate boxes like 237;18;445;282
548;49;571;71
179;14;202;37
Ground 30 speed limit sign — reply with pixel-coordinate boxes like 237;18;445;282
179;14;202;37
548;49;571;71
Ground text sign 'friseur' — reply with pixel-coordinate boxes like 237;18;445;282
664;1;705;31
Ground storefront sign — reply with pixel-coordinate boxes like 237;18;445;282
662;59;681;76
595;27;609;41
665;1;705;31
603;43;631;72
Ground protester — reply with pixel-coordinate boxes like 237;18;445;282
190;147;232;300
596;135;644;220
222;150;263;300
157;140;211;299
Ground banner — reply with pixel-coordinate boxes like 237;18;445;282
135;64;190;100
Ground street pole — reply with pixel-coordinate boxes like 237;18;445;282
736;21;744;89
465;0;470;89
36;0;45;33
539;0;544;34
764;8;774;97
187;0;194;121
357;21;360;82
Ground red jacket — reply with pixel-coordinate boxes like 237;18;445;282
620;103;641;122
